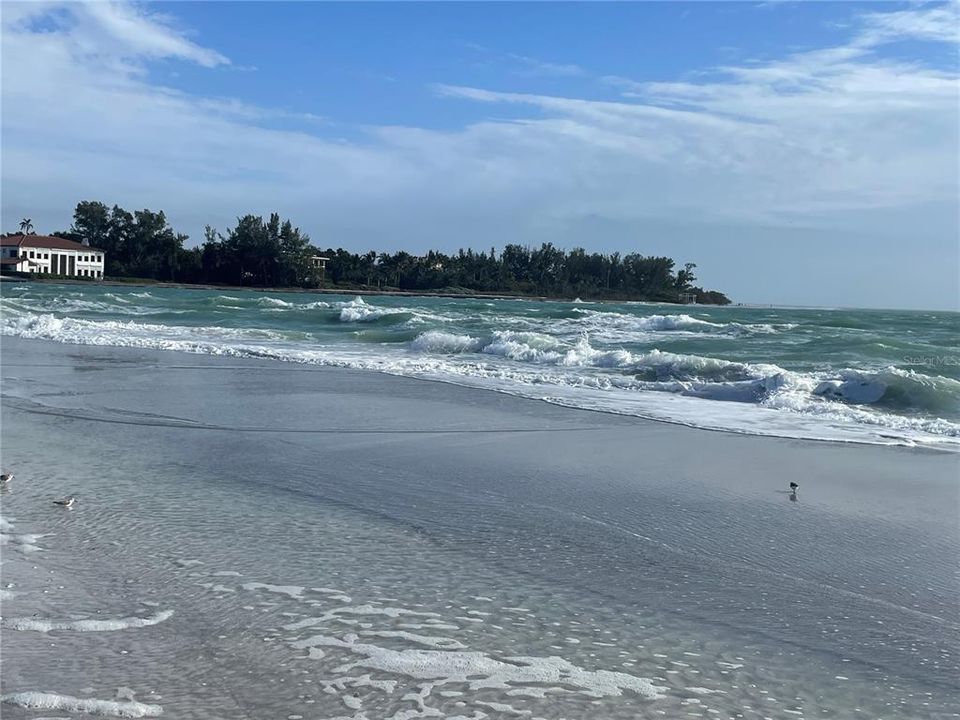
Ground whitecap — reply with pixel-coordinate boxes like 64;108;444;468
338;297;404;323
410;331;482;354
256;297;294;308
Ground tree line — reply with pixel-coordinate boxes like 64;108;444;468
46;200;730;304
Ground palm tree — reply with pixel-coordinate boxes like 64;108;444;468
18;218;33;235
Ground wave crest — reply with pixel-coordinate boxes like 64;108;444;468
410;331;482;353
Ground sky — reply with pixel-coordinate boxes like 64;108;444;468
1;1;957;309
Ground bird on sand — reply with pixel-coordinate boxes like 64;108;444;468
0;473;13;485
52;496;75;508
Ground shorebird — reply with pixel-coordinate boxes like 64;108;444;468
52;496;76;508
789;482;799;491
0;473;13;484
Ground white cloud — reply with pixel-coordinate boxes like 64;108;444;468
85;1;229;67
857;4;960;46
1;1;957;308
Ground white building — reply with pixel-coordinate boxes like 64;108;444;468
0;235;105;279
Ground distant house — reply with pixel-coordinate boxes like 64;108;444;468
0;234;105;279
678;291;698;304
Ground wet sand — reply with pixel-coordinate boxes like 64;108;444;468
1;337;957;719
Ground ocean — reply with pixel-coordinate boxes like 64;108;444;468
2;283;958;448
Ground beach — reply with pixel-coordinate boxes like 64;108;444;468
1;336;957;719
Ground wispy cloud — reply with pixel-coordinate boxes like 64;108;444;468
78;2;229;67
857;4;960;46
3;1;229;69
465;42;588;78
505;52;589;78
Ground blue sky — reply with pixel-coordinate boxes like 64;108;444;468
2;1;958;309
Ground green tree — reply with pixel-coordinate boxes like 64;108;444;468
56;199;731;301
71;202;111;248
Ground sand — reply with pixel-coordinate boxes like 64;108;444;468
1;336;957;719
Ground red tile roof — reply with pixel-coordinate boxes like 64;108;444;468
0;234;103;252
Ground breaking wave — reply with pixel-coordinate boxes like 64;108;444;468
3;286;958;448
338;296;409;323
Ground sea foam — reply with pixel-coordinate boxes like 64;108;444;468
294;634;666;700
2;610;174;633
1;692;162;717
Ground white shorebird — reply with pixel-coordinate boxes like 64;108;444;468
52;496;76;508
0;473;13;484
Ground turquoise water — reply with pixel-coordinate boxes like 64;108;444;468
2;283;958;446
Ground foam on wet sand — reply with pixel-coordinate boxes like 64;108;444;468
2;610;174;633
291;634;666;700
1;691;163;717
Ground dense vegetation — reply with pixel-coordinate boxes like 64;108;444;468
43;200;730;303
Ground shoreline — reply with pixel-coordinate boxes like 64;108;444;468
3;335;957;462
2;328;954;452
